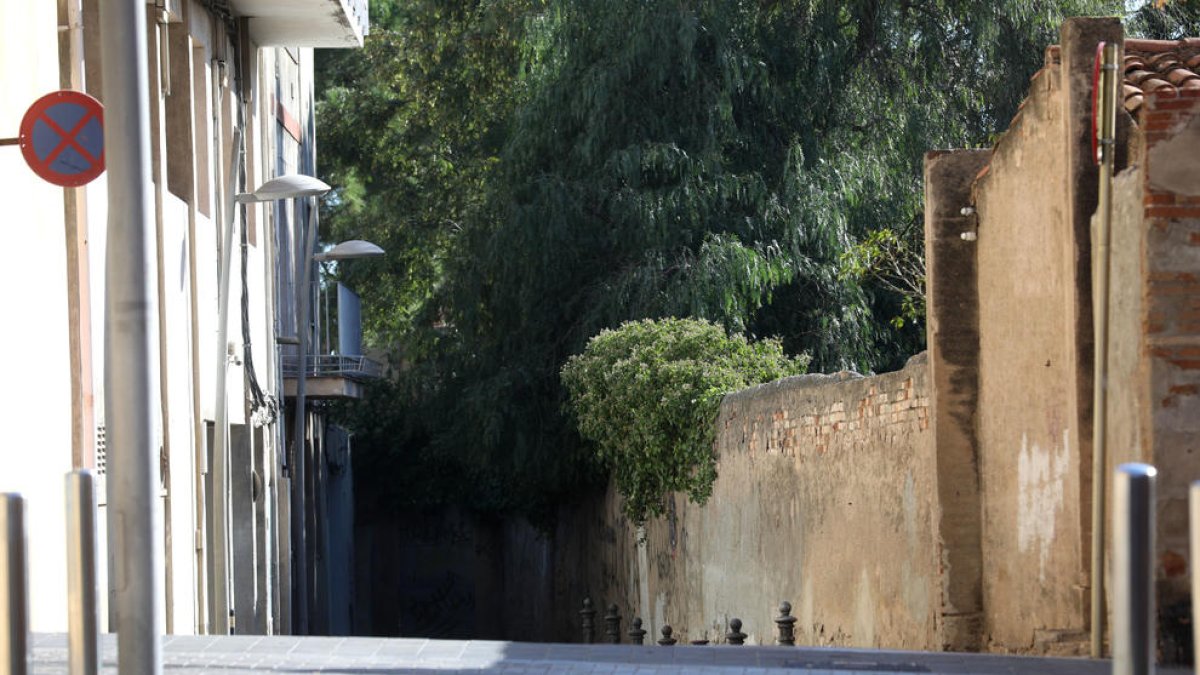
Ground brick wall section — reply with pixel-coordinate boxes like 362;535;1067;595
1137;89;1200;645
753;374;929;457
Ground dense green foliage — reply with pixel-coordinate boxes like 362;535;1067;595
1128;0;1200;37
318;0;1184;521
562;318;808;522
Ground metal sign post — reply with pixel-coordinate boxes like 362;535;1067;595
99;0;162;672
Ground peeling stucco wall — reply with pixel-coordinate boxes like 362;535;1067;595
970;27;1091;649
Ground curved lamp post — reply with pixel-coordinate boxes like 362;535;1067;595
295;237;379;629
214;171;330;634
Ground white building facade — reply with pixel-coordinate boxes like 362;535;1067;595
0;0;367;636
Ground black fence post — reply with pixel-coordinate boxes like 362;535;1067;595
603;604;622;644
628;617;647;645
726;618;747;645
580;597;596;644
657;624;677;646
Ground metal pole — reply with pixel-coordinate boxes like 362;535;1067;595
291;202;318;634
1190;481;1200;675
0;494;29;675
99;0;162;670
1112;463;1156;675
211;127;246;634
1090;40;1119;660
66;472;99;675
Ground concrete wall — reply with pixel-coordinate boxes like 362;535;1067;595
970;40;1091;649
924;149;989;651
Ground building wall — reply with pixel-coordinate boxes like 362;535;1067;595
1137;90;1200;637
969;46;1091;649
0;0;349;635
0;0;77;633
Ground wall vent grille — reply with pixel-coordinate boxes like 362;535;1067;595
95;424;107;475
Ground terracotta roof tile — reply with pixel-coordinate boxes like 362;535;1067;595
1122;37;1200;114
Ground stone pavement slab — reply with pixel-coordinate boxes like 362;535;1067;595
27;633;1193;674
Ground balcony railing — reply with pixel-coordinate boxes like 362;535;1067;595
281;354;382;380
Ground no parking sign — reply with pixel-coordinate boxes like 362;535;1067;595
17;90;105;187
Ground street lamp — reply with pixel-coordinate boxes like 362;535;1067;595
299;237;383;633
213;169;330;635
291;232;382;634
312;239;385;262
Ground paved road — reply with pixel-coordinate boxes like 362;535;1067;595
28;633;1191;674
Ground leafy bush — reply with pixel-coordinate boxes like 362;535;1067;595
561;318;808;523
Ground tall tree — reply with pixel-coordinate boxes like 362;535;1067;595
319;0;1125;519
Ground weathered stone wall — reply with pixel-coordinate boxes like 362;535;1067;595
963;20;1123;651
585;355;940;649
972;84;1092;649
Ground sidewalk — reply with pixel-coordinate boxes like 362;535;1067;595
29;633;1191;674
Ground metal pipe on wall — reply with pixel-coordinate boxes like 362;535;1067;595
212;126;246;634
1191;481;1200;675
1089;40;1119;660
66;471;99;675
1112;463;1156;675
0;494;29;675
99;0;163;671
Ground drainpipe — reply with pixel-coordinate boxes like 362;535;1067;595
1090;40;1118;660
212;127;245;634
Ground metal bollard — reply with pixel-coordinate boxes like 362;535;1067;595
1191;481;1200;675
657;624;676;646
1113;463;1156;675
726;618;747;645
603;603;621;644
627;617;647;645
67;471;99;675
775;601;796;646
1;494;30;675
580;597;596;644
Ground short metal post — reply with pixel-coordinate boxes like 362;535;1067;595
726;618;747;645
603;603;621;644
580;597;595;644
1191;481;1200;675
1;494;30;675
1113;463;1156;675
627;617;647;645
67;471;100;675
775;601;796;646
657;624;676;646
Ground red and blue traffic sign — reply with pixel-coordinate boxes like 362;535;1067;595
18;90;105;187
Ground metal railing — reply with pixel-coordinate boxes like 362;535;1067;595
281;354;382;380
